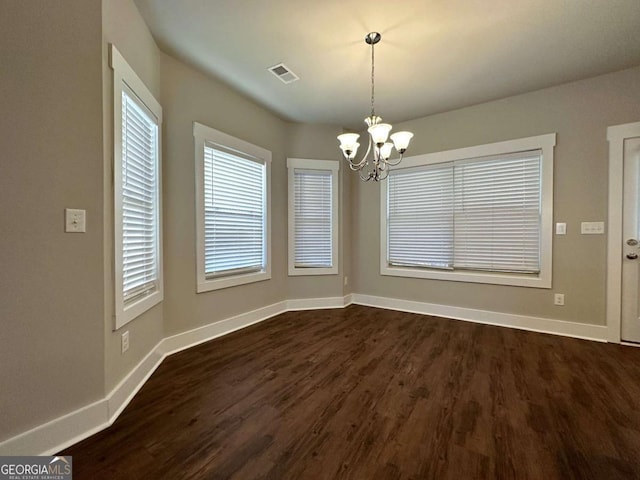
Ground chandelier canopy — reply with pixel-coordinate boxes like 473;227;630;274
337;32;413;182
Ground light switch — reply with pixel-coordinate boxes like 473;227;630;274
65;208;86;233
555;223;566;235
580;221;604;235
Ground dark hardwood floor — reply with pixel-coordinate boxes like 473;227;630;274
62;305;640;479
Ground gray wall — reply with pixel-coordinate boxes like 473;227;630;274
0;0;104;440
160;53;351;336
352;66;640;325
285;123;348;300
161;51;289;335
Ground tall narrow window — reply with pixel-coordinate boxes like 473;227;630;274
287;158;339;275
194;122;271;292
204;145;265;277
111;45;163;328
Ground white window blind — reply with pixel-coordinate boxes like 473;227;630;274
121;89;159;303
387;150;541;275
294;169;333;268
204;144;266;278
453;151;541;273
388;165;453;269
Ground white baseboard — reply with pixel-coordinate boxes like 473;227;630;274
0;292;606;456
351;294;608;342
159;301;288;357
107;346;166;422
0;398;109;456
286;295;351;311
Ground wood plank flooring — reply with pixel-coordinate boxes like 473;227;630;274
61;305;640;479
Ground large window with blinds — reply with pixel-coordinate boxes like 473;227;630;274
381;134;555;288
111;45;163;328
194;122;271;292
287;158;339;276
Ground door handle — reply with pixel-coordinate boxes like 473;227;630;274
627;253;638;260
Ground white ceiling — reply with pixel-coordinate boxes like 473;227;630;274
134;0;640;130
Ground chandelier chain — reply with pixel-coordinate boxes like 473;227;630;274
370;39;375;118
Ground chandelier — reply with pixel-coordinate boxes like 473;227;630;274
337;32;414;182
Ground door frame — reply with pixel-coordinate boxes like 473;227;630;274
606;121;640;343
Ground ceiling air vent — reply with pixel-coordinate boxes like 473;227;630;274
268;63;299;84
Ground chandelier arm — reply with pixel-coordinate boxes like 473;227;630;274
385;154;404;167
359;168;374;182
363;134;373;163
347;131;374;169
348;155;368;169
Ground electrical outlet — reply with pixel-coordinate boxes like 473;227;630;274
554;293;565;306
121;331;130;353
344;276;348;286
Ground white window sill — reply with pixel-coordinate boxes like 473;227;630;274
381;265;551;289
288;266;338;276
115;289;163;329
197;270;271;293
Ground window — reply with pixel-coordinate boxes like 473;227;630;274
381;134;555;288
287;158;339;275
194;122;271;292
111;44;163;328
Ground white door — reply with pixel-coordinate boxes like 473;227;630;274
621;136;640;343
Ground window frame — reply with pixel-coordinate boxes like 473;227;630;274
380;133;556;288
287;158;340;276
111;44;163;329
194;122;272;293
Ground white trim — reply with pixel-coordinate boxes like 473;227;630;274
110;44;164;329
395;134;555;169
0;291;607;456
193;122;272;293
380;133;556;289
286;296;351;311
351;294;607;342
107;346;165;421
159;301;287;356
607;121;640;343
109;46;162;118
287;158;340;276
0;399;109;456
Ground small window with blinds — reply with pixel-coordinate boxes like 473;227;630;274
287;158;339;276
204;145;266;278
381;134;555;288
194;122;272;292
111;44;163;329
